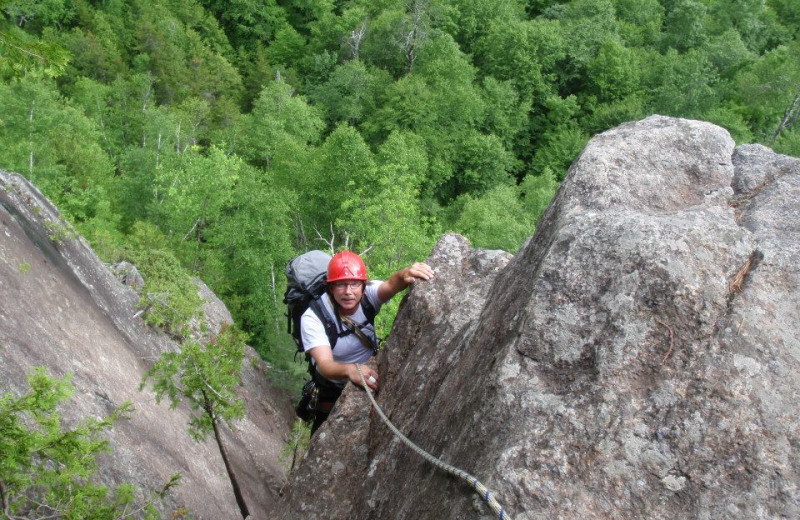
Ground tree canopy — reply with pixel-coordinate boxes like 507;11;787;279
1;0;797;385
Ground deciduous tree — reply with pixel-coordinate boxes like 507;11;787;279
454;183;532;252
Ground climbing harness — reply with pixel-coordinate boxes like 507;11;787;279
354;364;514;520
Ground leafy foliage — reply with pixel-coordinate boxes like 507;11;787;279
141;324;248;440
140;323;250;517
454;183;533;252
0;367;179;520
280;419;311;472
1;0;798;396
123;224;204;338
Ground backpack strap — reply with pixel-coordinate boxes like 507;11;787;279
339;313;379;355
309;294;378;351
360;297;377;325
306;294;380;380
308;297;339;350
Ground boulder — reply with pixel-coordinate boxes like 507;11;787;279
112;261;144;292
277;116;799;519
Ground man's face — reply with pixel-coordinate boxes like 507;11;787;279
330;280;365;314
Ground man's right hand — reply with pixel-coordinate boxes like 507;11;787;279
349;363;379;391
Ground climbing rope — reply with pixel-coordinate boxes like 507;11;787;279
354;364;513;520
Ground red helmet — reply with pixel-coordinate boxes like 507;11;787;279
327;251;367;282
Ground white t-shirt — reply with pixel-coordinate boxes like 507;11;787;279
300;281;384;383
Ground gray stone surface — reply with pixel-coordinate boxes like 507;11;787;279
275;235;513;519
276;116;799;519
0;171;294;519
112;261;144;292
189;277;235;342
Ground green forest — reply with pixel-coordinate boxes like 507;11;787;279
1;0;798;387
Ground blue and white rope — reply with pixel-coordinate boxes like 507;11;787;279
355;364;512;520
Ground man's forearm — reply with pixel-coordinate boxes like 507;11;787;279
380;270;411;300
377;262;434;301
315;357;354;380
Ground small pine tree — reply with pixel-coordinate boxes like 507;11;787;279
140;324;250;518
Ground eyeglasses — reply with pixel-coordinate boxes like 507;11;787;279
330;281;365;290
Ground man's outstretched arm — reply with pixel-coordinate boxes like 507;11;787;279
377;262;435;302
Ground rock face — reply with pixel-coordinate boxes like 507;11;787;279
277;116;799;519
0;171;294;519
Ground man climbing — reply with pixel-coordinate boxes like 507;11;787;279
301;250;434;433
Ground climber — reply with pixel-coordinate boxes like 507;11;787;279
300;250;434;433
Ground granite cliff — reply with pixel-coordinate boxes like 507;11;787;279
0;171;294;519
